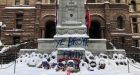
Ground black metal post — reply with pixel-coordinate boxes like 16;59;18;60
14;50;16;74
127;60;130;73
0;53;4;68
0;25;3;68
0;26;1;41
0;54;2;67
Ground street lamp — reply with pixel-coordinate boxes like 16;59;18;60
0;22;6;46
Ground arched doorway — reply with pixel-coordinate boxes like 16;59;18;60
45;20;56;38
89;20;101;39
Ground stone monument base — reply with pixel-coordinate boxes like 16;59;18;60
37;38;107;54
19;38;126;57
88;39;107;54
37;38;55;54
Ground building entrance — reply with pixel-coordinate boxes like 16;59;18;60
89;20;101;39
45;20;56;38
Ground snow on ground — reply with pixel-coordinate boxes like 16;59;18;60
0;60;140;75
0;52;140;75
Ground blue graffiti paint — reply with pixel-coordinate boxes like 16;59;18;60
56;38;65;47
56;37;88;48
68;37;88;47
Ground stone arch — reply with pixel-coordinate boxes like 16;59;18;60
40;15;56;38
113;13;126;21
40;15;55;28
89;15;106;39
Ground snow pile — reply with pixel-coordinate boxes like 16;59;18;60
79;59;89;71
16;51;129;71
16;51;58;69
84;51;129;71
17;52;47;66
0;45;12;53
0;51;140;75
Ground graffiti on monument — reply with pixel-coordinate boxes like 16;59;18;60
56;37;88;47
56;38;66;47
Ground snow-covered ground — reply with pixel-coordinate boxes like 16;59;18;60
0;61;140;75
0;52;140;75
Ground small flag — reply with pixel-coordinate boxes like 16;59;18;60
86;9;91;32
67;68;70;75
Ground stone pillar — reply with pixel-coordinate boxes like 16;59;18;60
42;29;45;38
101;27;105;38
35;3;41;38
104;1;111;41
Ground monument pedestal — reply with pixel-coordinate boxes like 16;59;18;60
88;39;107;54
37;38;107;54
37;38;55;54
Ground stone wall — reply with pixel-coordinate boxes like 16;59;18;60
1;8;37;45
0;1;133;52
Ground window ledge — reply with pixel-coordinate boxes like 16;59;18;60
129;11;136;13
131;46;140;49
116;28;125;31
13;4;30;7
5;29;24;32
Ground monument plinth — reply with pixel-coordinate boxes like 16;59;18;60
37;0;107;55
54;0;88;62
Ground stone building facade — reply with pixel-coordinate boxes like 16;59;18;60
127;0;140;61
128;0;140;47
0;0;139;61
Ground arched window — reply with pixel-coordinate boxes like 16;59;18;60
16;12;23;29
117;16;123;29
130;0;136;11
